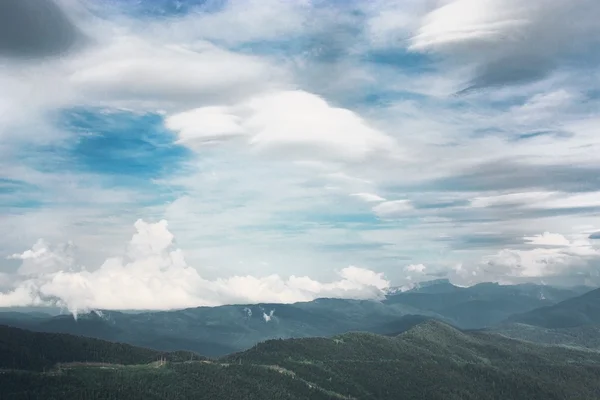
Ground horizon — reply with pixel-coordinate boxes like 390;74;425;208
1;278;597;318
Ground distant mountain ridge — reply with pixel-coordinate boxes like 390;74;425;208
481;288;600;351
508;288;600;328
0;282;595;357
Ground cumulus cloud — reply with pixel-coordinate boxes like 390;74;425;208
524;232;570;247
8;239;76;276
480;232;600;279
404;264;426;274
166;90;398;162
0;219;390;315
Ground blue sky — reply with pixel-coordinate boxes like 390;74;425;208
1;0;600;311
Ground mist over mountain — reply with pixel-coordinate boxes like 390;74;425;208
1;281;595;357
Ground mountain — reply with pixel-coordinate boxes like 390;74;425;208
0;325;198;372
508;288;600;328
0;299;441;356
370;314;437;336
3;322;600;399
482;288;600;350
383;281;590;329
408;278;462;293
0;283;593;357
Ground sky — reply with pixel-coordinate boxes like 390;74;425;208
2;0;600;313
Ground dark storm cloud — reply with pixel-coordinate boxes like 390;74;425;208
0;0;84;58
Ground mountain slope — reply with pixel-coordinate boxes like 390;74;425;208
0;325;199;372
226;321;600;400
383;282;589;328
508;288;600;328
0;299;440;356
3;323;600;399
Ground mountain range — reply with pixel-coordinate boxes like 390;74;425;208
0;281;597;356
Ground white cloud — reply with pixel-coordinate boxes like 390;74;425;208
69;38;280;109
535;192;600;210
144;0;311;45
404;264;426;273
470;192;554;208
8;239;76;276
373;200;413;218
166;90;399;162
523;232;570;247
0;5;285;142
165;106;245;144
0;219;390;315
350;193;386;203
365;0;424;48
512;89;577;122
410;0;531;53
409;0;600;86
480;231;600;279
469;191;600;210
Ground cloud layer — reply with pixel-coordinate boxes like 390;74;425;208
0;220;391;314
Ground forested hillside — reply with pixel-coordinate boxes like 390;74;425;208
3;322;600;400
491;323;600;350
508;288;600;328
0;325;199;372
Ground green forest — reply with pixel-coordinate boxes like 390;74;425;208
2;322;600;400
